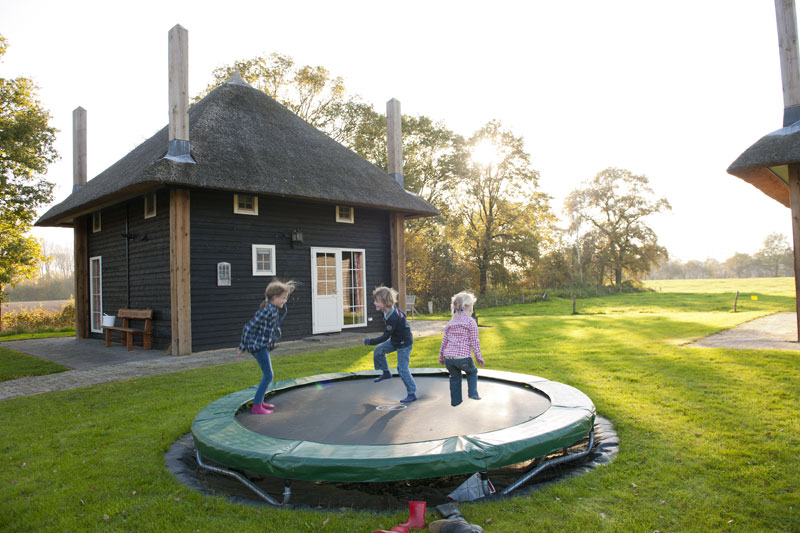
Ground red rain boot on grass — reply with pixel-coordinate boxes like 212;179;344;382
398;501;427;530
251;403;273;415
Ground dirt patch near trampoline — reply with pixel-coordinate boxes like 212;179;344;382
687;312;800;351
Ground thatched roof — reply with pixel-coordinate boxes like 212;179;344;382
37;78;439;227
726;122;800;208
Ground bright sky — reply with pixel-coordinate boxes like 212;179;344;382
2;0;793;262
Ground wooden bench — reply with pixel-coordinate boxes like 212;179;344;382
103;308;153;351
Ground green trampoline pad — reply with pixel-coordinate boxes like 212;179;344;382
191;368;595;482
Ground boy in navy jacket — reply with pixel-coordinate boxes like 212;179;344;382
365;286;417;402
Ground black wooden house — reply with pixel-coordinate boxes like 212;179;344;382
36;27;438;354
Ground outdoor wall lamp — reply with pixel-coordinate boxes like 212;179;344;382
291;228;304;247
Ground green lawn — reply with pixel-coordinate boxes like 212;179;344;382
1;278;798;531
0;346;69;382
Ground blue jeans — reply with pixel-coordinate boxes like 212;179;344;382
445;357;478;406
251;347;274;405
373;339;416;394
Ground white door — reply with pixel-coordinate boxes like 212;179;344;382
311;248;341;333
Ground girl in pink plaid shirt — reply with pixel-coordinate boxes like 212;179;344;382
439;291;485;406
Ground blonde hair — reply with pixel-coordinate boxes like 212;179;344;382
372;286;398;308
260;279;298;308
451;291;477;313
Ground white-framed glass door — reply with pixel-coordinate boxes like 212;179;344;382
311;249;341;334
89;256;103;333
310;248;367;334
341;250;367;327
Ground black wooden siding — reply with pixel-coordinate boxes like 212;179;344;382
190;190;390;352
85;190;171;348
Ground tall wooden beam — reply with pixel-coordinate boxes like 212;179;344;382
170;188;191;355
386;99;406;311
777;0;800;125
390;213;406;313
387;98;403;187
72;107;87;191
73;219;88;338
790;165;800;342
776;0;800;341
72;107;88;338
168;24;189;142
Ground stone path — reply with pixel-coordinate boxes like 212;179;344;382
687;312;800;351
0;320;448;401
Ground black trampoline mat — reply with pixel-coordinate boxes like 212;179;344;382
236;375;551;445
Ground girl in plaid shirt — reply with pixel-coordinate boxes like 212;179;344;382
439;291;485;406
238;279;296;414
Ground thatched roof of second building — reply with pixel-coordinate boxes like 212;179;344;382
37;79;439;227
726;122;800;208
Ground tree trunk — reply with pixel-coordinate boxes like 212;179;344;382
615;268;622;288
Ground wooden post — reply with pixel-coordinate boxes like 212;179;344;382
776;0;800;125
390;213;406;313
776;1;800;340
72;107;87;191
387;98;403;187
734;290;739;313
790;165;800;341
74;219;89;338
386;98;406;311
72;107;88;338
170;188;191;354
168;24;189;142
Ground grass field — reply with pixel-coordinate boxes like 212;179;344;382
0;278;798;532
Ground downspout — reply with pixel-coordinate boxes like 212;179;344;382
125;204;130;308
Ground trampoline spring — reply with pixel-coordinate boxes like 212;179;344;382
501;429;595;496
195;450;290;506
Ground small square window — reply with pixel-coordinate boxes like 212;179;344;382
336;206;354;223
234;194;258;215
252;244;276;276
92;212;102;233
144;193;157;219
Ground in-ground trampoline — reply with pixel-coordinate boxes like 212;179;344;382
191;368;595;505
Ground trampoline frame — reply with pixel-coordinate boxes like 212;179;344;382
192;368;595;486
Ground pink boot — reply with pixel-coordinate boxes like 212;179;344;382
398;501;426;530
251;403;273;415
262;403;276;409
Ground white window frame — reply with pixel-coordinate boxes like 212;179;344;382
144;193;157;219
234;194;259;216
336;205;354;224
252;244;276;276
340;248;367;329
92;212;102;232
89;256;103;333
217;262;232;286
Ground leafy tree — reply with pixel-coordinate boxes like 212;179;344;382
455;121;555;295
195;53;373;146
352;111;463;212
724;252;753;278
566;168;670;288
0;34;59;327
756;232;792;277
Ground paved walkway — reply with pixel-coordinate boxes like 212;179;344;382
0;320;448;401
687;311;800;351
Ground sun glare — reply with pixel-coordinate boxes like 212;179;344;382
471;139;501;167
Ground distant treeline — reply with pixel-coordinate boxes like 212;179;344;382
647;234;793;280
4;275;73;302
